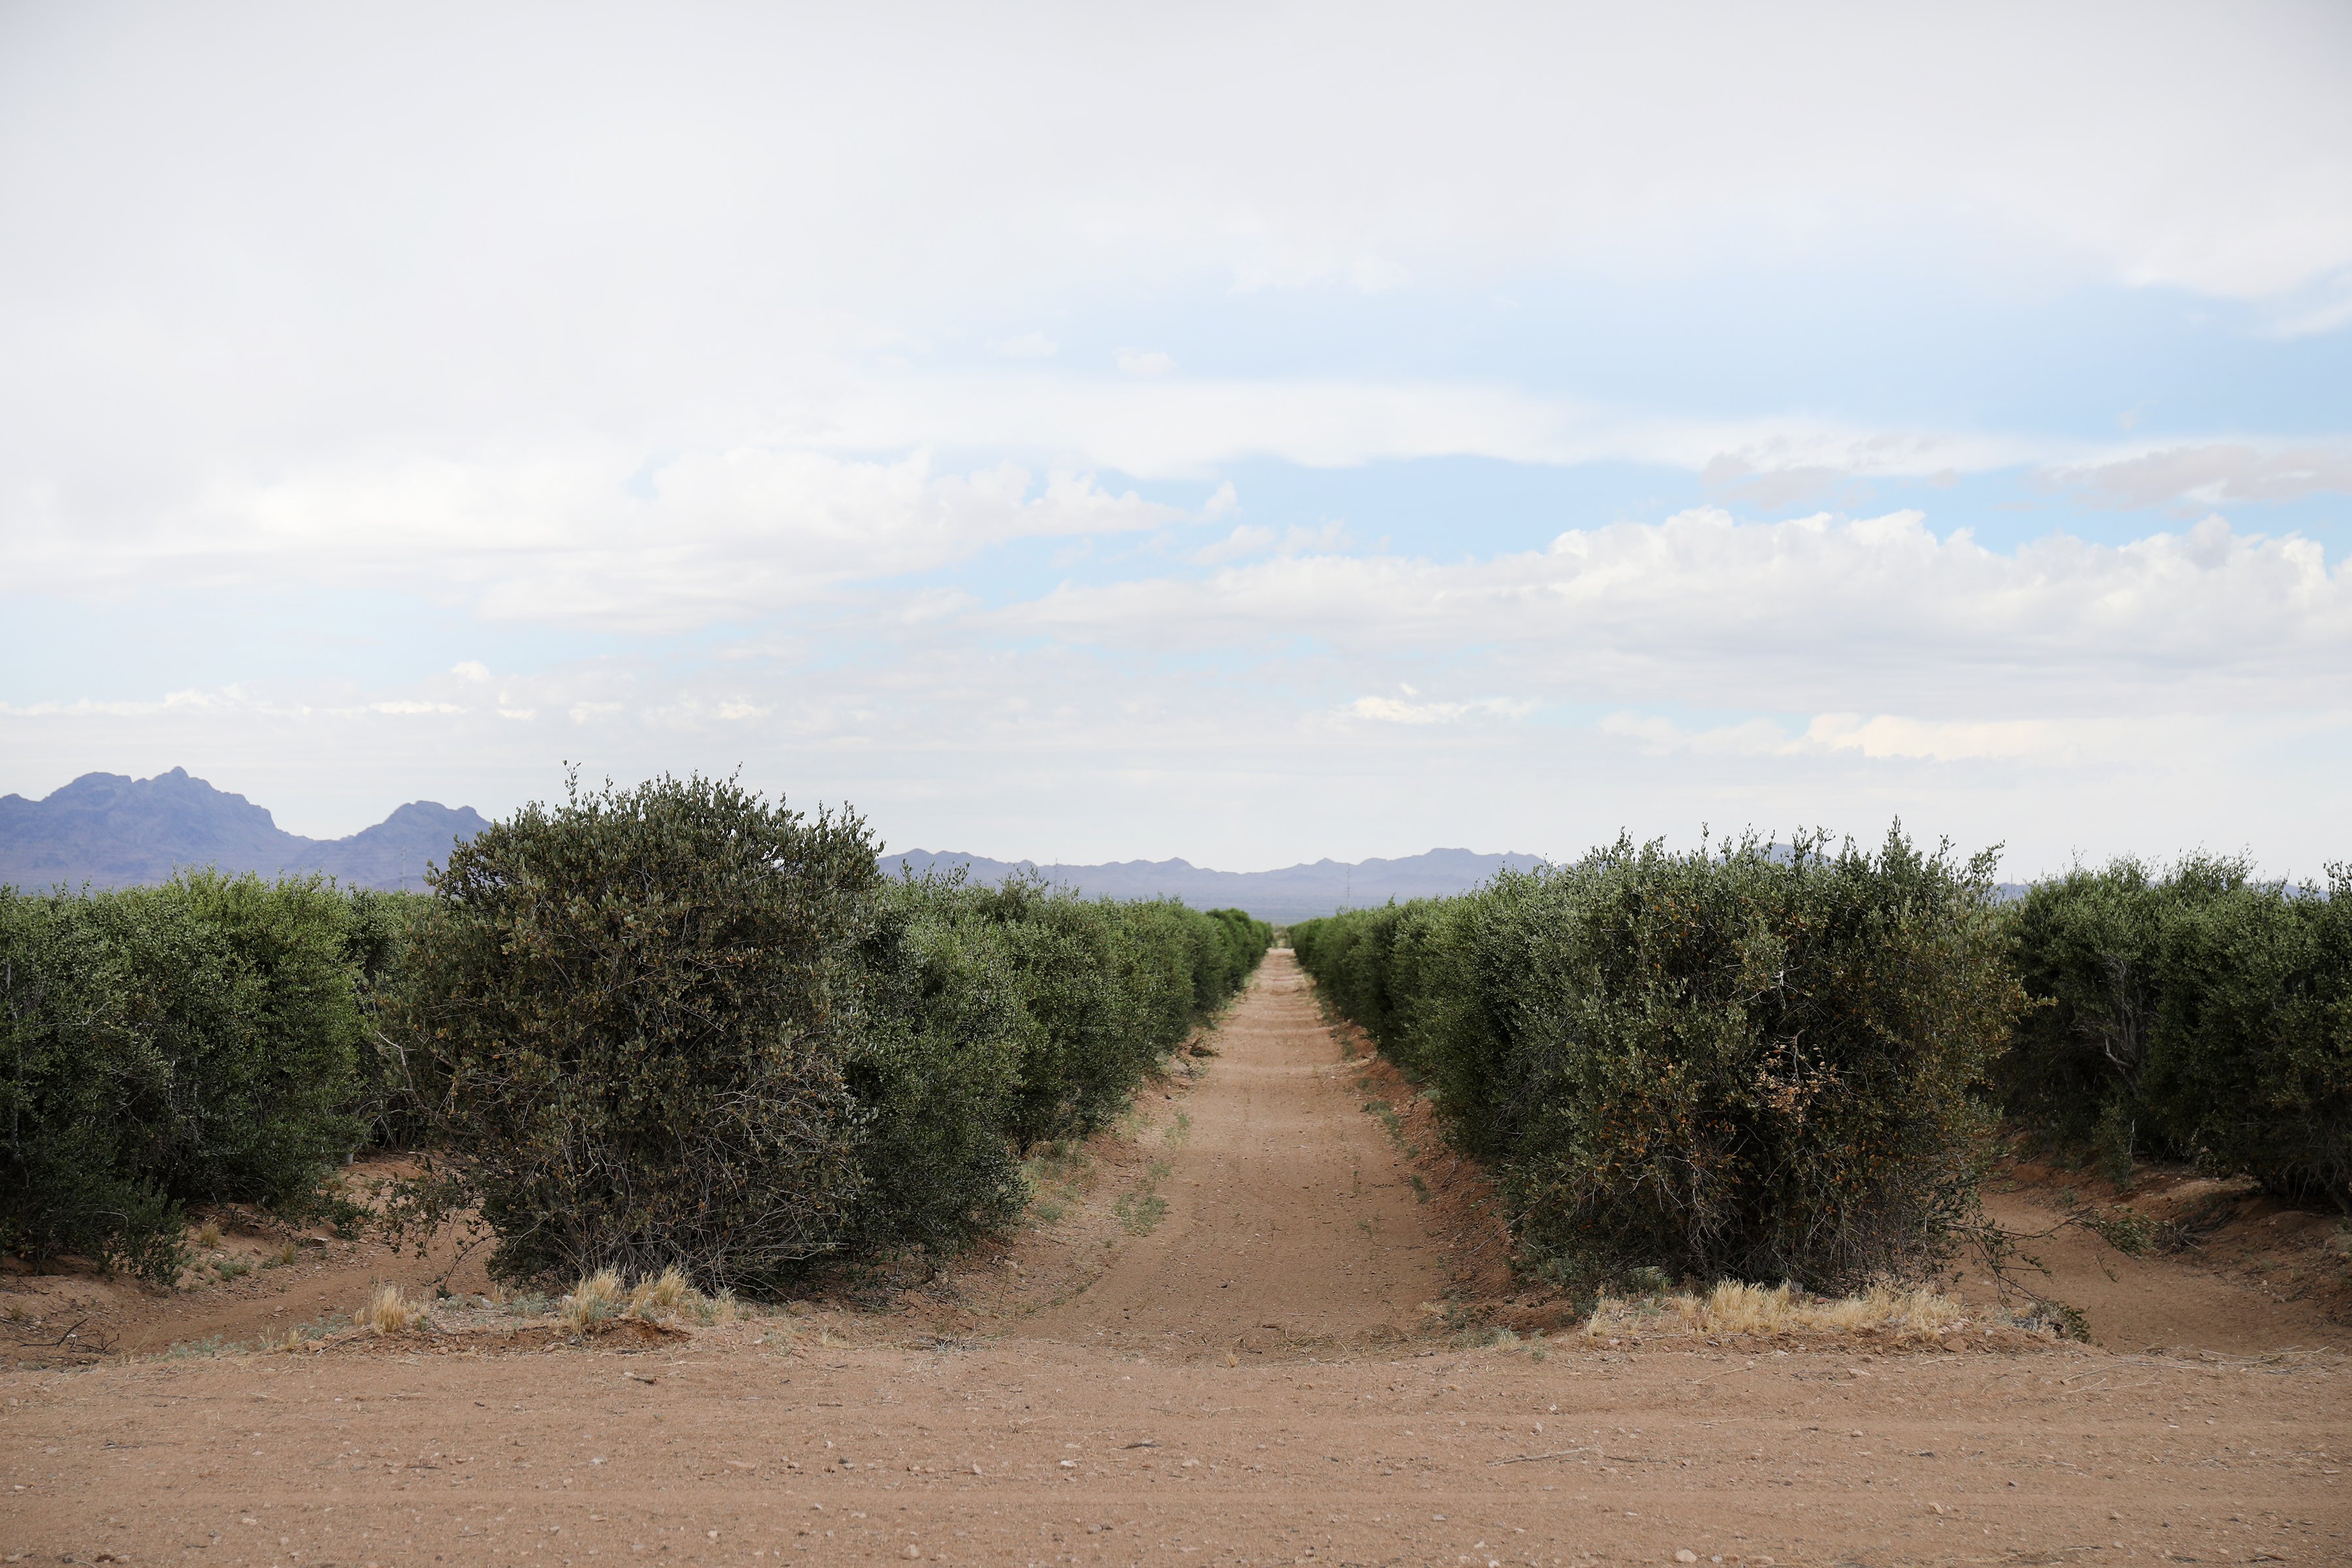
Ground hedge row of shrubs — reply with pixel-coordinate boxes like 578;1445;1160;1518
1999;855;2351;1205
1;774;1270;1288
1291;829;2022;1294
1293;833;2350;1293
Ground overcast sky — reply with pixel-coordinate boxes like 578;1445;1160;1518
4;2;2349;875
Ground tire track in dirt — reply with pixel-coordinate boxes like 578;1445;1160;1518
1019;949;1442;1355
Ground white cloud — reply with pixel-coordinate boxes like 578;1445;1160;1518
3;448;1177;632
1805;713;2059;762
996;332;1058;359
1009;508;2352;712
2044;442;2352;510
815;370;2044;480
1194;525;1277;565
450;661;492;683
1116;350;1176;378
1348;694;1531;725
1605;711;2068;763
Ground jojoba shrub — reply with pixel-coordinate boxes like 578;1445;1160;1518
1;872;367;1280
398;776;1277;1290
1297;828;2025;1293
2001;856;2352;1205
400;773;875;1291
845;879;1031;1252
2143;869;2352;1207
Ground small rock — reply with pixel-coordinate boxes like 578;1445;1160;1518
1676;1553;1699;1565
903;1548;922;1561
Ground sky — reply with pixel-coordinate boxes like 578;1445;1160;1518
3;1;2349;877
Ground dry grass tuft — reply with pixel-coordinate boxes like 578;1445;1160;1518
561;1269;626;1331
194;1220;223;1249
354;1284;431;1336
628;1265;693;1318
1582;1280;1970;1343
558;1266;736;1332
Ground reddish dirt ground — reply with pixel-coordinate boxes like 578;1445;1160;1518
7;952;2350;1566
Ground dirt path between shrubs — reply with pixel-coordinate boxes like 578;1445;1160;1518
1014;949;1443;1355
8;952;2352;1565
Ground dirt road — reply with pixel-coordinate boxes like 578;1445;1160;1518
7;952;2350;1565
1019;953;1439;1356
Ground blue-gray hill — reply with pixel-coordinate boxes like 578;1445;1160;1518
885;846;1546;924
0;768;487;892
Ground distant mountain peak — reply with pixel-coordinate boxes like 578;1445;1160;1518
886;845;1544;923
0;769;485;892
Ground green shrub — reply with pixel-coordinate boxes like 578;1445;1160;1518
395;775;1276;1292
1999;857;2351;1206
1298;829;2023;1292
344;889;433;1149
924;878;1269;1151
961;875;1156;1148
1997;855;2246;1151
0;872;367;1279
397;773;875;1292
847;879;1031;1251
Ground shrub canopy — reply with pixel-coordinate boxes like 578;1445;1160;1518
1295;828;2023;1293
1;872;366;1279
396;774;1274;1290
400;773;876;1291
1999;856;2352;1205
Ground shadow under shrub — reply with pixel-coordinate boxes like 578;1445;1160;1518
1297;828;2023;1294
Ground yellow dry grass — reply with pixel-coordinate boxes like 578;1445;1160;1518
1582;1280;1970;1343
558;1266;737;1331
354;1283;431;1336
560;1269;626;1331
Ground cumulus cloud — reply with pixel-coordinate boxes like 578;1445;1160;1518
1009;508;2352;711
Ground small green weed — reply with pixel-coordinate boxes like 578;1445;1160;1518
1113;1190;1168;1235
1113;1158;1176;1235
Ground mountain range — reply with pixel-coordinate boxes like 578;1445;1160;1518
0;769;489;892
0;768;1541;916
883;847;1546;923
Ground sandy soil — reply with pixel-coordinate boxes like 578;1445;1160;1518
7;951;2350;1565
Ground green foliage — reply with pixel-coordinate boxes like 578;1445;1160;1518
846;877;1030;1252
1;773;1272;1292
343;889;433;1149
392;774;1271;1291
940;877;1268;1150
1999;858;2352;1206
1;872;368;1279
1296;828;2023;1293
397;772;876;1292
